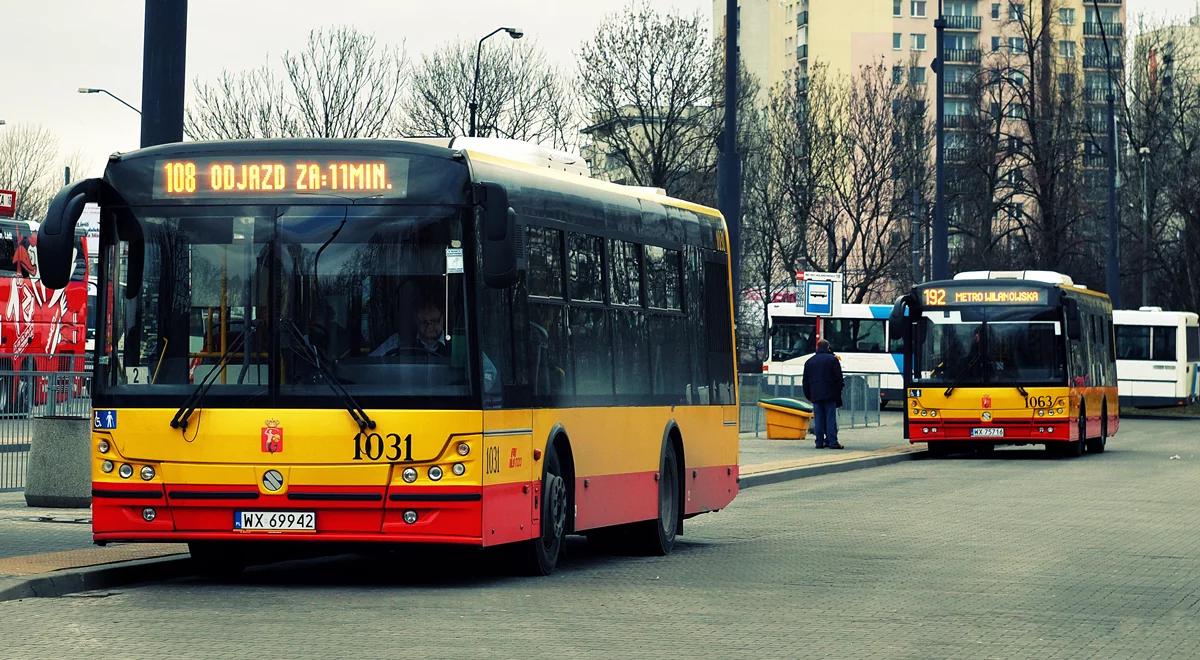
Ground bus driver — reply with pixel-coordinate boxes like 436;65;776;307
371;300;449;358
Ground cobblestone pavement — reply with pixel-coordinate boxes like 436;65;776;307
0;418;1197;659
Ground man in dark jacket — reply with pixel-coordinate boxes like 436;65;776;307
802;339;844;449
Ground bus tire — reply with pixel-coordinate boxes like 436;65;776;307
188;541;246;577
1086;404;1108;454
630;441;681;556
1062;408;1087;458
515;444;568;576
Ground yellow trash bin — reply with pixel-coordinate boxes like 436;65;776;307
757;397;815;440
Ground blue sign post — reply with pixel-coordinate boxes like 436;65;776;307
805;280;834;316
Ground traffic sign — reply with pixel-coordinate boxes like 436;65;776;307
0;190;15;218
805;280;834;316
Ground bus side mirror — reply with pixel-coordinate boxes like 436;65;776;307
889;294;914;349
1064;300;1081;341
478;182;517;289
39;179;103;290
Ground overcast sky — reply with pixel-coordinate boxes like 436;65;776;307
4;0;1199;178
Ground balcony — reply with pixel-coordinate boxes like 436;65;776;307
1083;87;1110;103
1083;154;1109;169
944;48;982;63
945;81;974;96
797;10;808;26
944;114;976;130
944;15;982;31
796;44;808;60
946;147;971;162
1084;22;1123;38
1084;54;1122;69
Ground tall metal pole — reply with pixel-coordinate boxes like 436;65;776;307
140;0;188;148
931;0;948;281
1092;0;1121;308
1139;147;1150;306
720;0;742;296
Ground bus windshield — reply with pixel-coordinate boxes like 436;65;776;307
914;306;1065;386
771;317;817;361
101;204;472;402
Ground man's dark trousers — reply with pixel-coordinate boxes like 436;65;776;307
812;400;838;448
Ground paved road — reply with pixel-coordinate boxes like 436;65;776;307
1;418;1198;658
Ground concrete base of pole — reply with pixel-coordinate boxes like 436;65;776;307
25;416;91;508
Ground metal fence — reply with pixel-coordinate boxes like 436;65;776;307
739;372;881;436
0;355;91;492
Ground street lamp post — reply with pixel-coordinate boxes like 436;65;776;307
78;87;142;115
469;27;523;138
1090;0;1120;308
931;0;948;281
1139;146;1151;307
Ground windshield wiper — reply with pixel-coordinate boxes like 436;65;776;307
282;319;376;432
170;331;248;431
942;352;982;398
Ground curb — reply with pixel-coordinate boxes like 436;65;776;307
0;554;192;602
739;449;925;489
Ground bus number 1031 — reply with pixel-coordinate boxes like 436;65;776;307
352;432;413;462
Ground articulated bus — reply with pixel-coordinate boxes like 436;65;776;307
38;137;739;575
1114;307;1200;408
764;302;903;405
890;271;1118;457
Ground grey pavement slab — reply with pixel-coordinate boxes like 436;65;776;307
0;492;91;561
739;409;906;467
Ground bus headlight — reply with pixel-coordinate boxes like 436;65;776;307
456;442;470;456
452;463;466;476
428;466;443;481
140;465;155;481
101;460;114;473
97;439;110;454
118;464;133;479
402;467;418;483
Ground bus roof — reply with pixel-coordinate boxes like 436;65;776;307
1113;309;1199;325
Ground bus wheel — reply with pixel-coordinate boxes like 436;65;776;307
1062;409;1087;458
631;442;680;556
516;445;567;576
1086;405;1108;454
188;542;246;578
0;377;10;414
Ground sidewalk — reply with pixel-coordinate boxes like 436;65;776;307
0;411;919;600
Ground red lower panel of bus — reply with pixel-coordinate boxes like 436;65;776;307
908;419;1070;443
92;464;739;545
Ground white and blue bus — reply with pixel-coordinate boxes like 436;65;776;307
1114;307;1200;407
764;302;903;405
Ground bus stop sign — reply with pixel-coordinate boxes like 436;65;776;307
0;190;15;218
796;271;843;317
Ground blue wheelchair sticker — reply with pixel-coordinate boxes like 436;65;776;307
94;410;117;430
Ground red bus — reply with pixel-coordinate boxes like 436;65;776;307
0;218;89;411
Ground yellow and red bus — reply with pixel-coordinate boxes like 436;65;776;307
889;271;1118;457
38;137;739;574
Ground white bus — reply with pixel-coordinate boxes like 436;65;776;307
1114;307;1200;407
764;302;903;405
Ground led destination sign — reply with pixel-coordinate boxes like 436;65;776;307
922;287;1046;307
154;156;409;198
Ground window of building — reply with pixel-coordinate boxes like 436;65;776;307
1059;40;1076;59
894;0;902;17
1009;36;1026;54
893;65;905;84
912;33;927;51
893;33;902;50
568;233;605;303
910;66;927;84
911;1;926;18
991;36;1001;52
1059;7;1076;25
1009;2;1025;22
991;3;1001;19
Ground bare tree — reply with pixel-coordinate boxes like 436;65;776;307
399;40;576;150
0;124;66;221
577;2;717;199
186;26;406;140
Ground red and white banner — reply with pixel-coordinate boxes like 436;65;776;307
0;190;15;218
